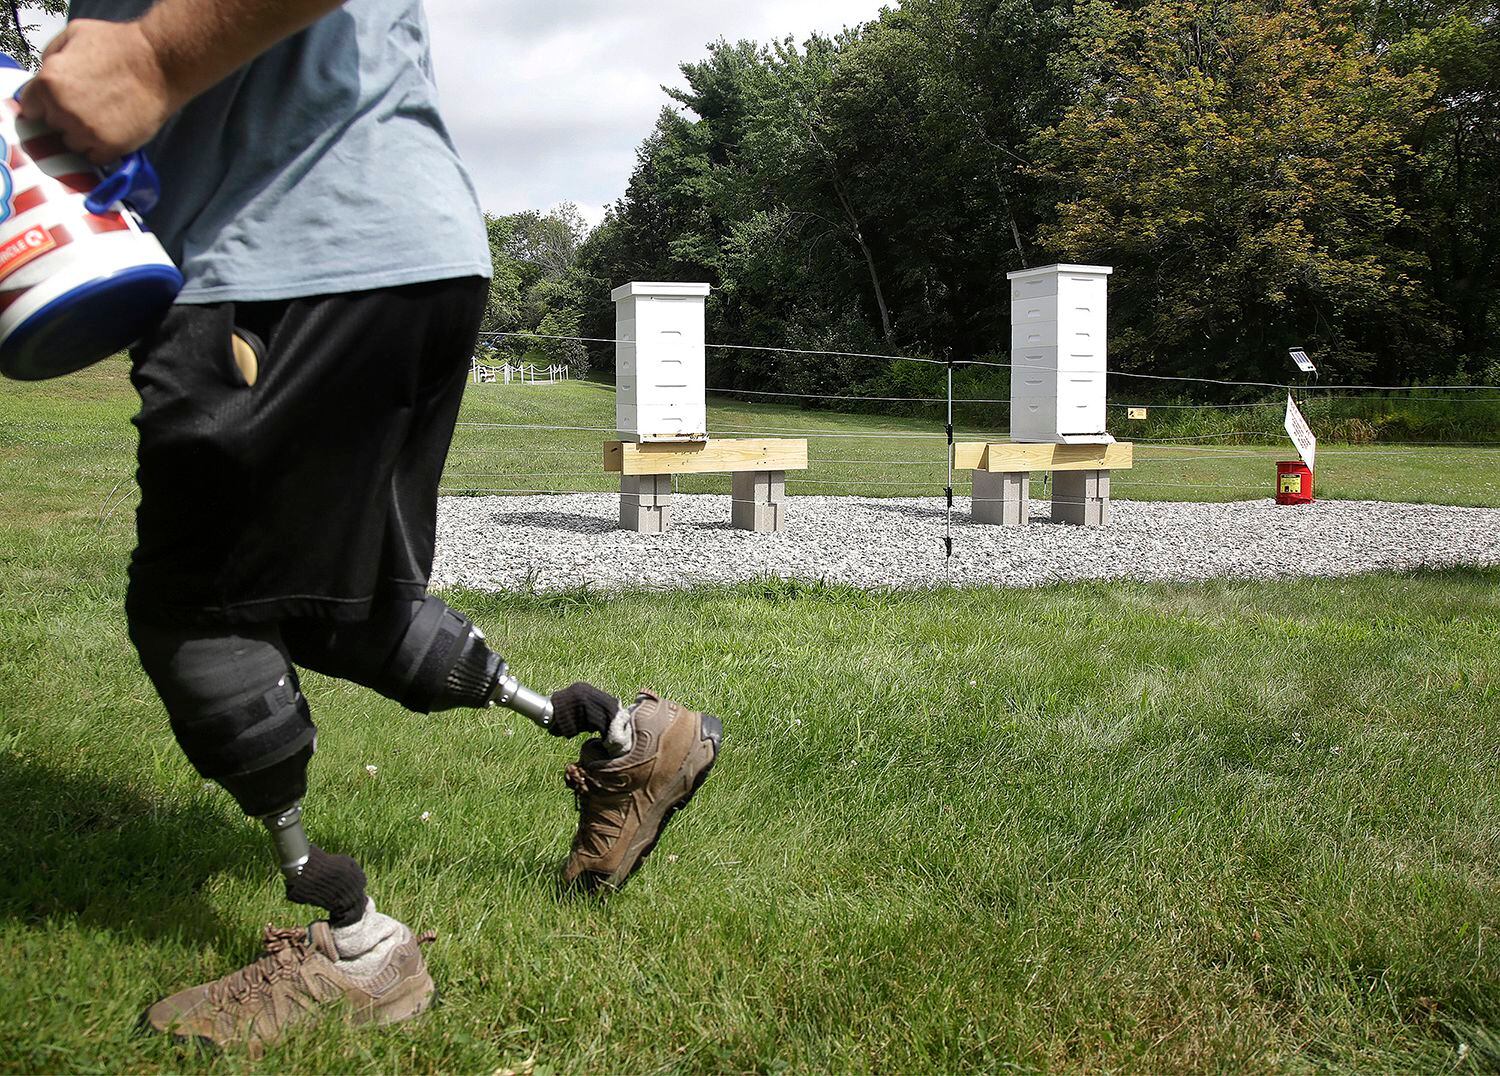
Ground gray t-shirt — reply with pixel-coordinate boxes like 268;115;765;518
66;0;491;301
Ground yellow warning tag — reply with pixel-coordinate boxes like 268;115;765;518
1128;407;1148;420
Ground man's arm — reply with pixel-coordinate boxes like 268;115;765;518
19;0;345;165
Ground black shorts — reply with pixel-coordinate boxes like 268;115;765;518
126;276;487;625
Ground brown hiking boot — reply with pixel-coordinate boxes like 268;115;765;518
141;921;435;1058
562;689;722;891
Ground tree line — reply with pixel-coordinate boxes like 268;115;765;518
20;0;1489;399
477;205;595;375
552;0;1498;401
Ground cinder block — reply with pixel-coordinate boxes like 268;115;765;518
621;474;673;530
1051;469;1111;526
731;470;788;504
731;469;787;531
731;500;785;532
732;470;760;503
972;470;1029;526
620;501;672;533
621;473;673;506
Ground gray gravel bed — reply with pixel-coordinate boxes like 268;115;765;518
431;494;1500;592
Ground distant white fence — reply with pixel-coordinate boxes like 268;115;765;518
471;360;572;386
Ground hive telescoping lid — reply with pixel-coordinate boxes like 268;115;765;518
0;51;184;381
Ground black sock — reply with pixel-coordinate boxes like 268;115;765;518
285;845;367;927
549;682;620;739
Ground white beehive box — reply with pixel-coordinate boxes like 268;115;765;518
1007;264;1114;444
613;281;710;442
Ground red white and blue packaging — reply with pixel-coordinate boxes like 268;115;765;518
0;51;182;380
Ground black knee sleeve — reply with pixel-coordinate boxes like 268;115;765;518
380;596;504;713
287;845;367;928
284;596;502;714
130;618;317;816
217;743;314;818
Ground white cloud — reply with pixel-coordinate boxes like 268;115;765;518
427;1;888;218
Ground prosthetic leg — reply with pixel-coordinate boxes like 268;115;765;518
261;598;628;906
127;598;696;1055
281;595;631;748
249;642;587;920
131;598;628;923
140;718;438;1054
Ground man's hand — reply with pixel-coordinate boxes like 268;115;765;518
19;20;181;165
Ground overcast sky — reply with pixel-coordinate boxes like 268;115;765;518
32;3;886;223
425;1;888;223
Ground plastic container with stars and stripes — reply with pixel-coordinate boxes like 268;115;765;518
0;52;182;381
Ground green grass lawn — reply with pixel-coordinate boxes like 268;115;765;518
1;363;1497;1073
448;377;1500;508
7;357;1494;512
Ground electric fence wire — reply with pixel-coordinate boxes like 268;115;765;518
479;329;1500;393
707;387;1012;404
449;417;1500;448
452;420;955;438
723;386;1492;406
1115;396;1500;409
453;330;1500;523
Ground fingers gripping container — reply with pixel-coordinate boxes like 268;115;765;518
0;53;182;380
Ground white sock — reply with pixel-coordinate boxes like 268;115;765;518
329;898;407;981
604;703;635;757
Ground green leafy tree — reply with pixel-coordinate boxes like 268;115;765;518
480;214;524;338
482;205;593;376
0;0;64;69
578;0;1494;396
1034;0;1435;383
1387;5;1500;381
579;4;1072;395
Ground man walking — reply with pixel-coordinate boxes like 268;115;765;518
23;0;719;1055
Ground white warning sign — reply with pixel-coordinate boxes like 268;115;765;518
1285;394;1316;471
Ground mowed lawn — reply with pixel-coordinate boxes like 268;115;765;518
445;377;1500;508
0;362;1497;1073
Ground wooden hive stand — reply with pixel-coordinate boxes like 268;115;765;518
604;438;809;533
953;442;1134;526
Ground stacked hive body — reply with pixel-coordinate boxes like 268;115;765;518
1007;264;1113;445
608;281;807;533
954;263;1130;528
613;282;709;443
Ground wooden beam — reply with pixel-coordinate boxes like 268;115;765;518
954;442;988;470
604;438;809;476
951;442;1134;472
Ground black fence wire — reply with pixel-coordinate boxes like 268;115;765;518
479;329;1500;394
446;328;1500;565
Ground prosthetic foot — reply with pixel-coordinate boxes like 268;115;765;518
141;917;435;1058
562;690;722;892
140;796;432;1056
